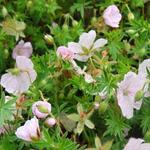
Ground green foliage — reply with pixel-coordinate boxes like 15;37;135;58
0;93;16;127
104;108;130;139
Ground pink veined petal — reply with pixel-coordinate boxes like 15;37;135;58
79;30;96;49
92;38;108;50
15;126;31;141
17;72;31;94
124;138;144;150
140;143;150;150
27;69;37;83
16;56;34;70
25;117;39;138
138;59;150;78
68;42;83;54
74;54;90;62
134;100;142;110
0;73;20;95
117;90;134;119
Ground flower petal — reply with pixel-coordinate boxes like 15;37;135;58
79;30;96;49
93;38;108;50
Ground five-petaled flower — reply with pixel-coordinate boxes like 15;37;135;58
68;30;107;62
117;71;145;119
0;56;37;96
103;5;122;28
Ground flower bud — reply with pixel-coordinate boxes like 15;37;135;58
128;12;134;21
32;101;51;119
62;24;69;31
94;102;100;110
45;118;56;127
44;34;54;45
26;0;33;9
2;7;8;18
4;49;9;59
91;17;97;25
126;29;136;34
99;101;108;113
72;20;78;27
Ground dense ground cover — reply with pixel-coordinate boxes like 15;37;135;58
1;0;150;149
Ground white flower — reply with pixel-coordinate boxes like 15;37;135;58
124;138;150;150
0;56;37;96
12;40;33;59
103;5;122;28
68;30;107;62
138;59;150;97
15;117;40;141
117;72;145;119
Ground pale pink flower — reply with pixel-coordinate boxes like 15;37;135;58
12;40;33;59
68;30;107;62
117;72;145;119
15;117;41;142
0;56;37;96
57;46;74;60
124;138;150;150
103;5;122;28
138;59;150;97
45;118;56;127
32;101;51;119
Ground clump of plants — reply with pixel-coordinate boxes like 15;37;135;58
1;0;150;150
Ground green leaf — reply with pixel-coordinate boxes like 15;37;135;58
0;94;16;127
59;112;76;132
85;119;95;129
67;113;80;122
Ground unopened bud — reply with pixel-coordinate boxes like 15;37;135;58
72;20;78;27
91;17;97;25
128;12;134;21
45;118;56;127
44;34;54;45
26;1;33;9
99;101;108;113
4;49;9;59
2;7;8;17
62;24;69;31
126;29;136;34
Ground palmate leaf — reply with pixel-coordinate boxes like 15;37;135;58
0;93;16;127
59;112;76;132
1;18;26;40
